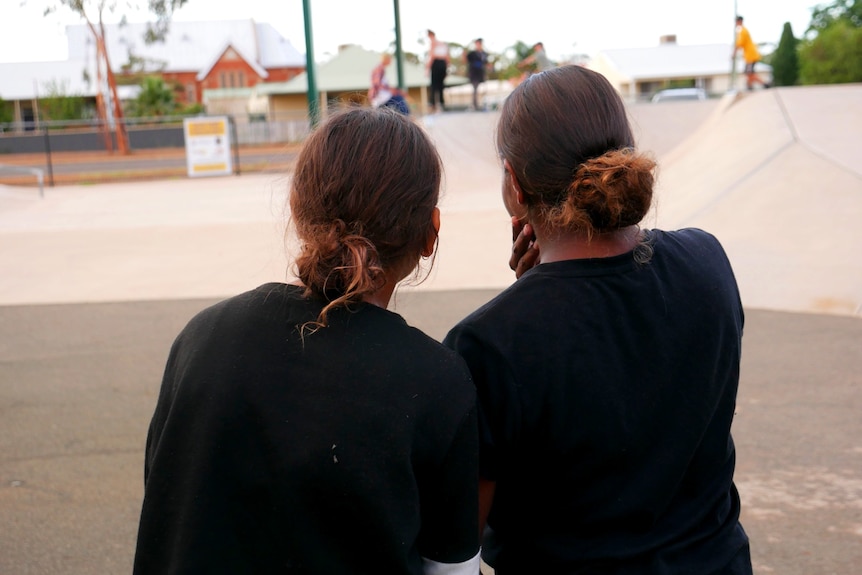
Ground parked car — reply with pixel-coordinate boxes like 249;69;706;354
651;88;707;103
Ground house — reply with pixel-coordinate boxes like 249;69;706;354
204;44;469;122
587;35;772;101
65;19;306;104
0;59;98;129
0;18;305;130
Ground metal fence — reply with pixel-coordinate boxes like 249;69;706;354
0;114;310;191
0;113;312;153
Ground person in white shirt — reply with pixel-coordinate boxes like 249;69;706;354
426;29;450;113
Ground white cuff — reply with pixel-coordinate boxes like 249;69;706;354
422;550;482;575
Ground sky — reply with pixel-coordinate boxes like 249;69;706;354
3;0;821;64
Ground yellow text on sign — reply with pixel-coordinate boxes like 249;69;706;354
187;121;227;137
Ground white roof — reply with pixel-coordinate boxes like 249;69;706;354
0;60;97;101
65;19;304;73
595;43;738;80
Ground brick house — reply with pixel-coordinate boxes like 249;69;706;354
65;19;305;105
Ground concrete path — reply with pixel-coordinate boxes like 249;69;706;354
1;88;861;574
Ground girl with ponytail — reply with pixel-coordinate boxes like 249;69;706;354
135;108;480;575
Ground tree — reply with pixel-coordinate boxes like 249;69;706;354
37;1;188;153
797;0;862;84
497;41;534;81
38;79;89;122
0;97;14;126
772;22;800;86
127;76;176;117
799;20;862;84
807;0;862;34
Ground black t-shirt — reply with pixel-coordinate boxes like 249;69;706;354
134;283;479;574
466;49;487;82
445;229;751;574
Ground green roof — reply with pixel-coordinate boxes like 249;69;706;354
259;45;468;95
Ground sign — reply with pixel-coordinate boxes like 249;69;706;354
184;117;233;177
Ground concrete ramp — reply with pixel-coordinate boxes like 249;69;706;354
649;85;862;317
0;91;859;318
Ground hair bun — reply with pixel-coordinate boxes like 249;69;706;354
555;148;655;233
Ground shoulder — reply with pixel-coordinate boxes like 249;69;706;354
443;279;539;356
175;283;306;348
653;228;728;258
650;228;741;306
187;283;297;323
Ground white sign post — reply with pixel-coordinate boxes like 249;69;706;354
183;116;233;178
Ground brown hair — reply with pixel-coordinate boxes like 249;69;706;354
496;65;655;238
290;107;442;328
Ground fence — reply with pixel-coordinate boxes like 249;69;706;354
0;114;311;189
0;114;311;154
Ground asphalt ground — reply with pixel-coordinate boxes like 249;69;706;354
2;297;860;575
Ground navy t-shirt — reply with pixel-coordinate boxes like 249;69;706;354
466;49;487;82
445;228;751;574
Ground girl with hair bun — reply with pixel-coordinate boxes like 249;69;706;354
134;107;481;575
445;66;753;574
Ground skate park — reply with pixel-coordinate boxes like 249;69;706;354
1;85;861;573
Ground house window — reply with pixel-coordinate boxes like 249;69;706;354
220;72;227;88
185;83;196;103
229;72;236;88
237;71;245;87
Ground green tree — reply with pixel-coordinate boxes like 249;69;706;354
497;41;534;81
127;76;177;117
38;79;89;122
807;0;862;34
799;19;862;84
772;22;800;86
0;97;14;125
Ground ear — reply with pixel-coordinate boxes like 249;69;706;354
421;207;441;258
503;159;526;205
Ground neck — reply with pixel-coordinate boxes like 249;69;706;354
534;224;642;263
362;284;395;309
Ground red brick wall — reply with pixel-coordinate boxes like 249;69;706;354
160;71;199;105
118;47;306;105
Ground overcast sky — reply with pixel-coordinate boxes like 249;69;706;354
4;0;819;64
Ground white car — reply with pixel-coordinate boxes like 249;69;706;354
651;88;707;103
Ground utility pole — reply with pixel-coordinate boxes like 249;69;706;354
393;0;405;91
729;0;739;91
302;0;320;128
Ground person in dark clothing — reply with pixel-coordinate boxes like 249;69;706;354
465;38;489;110
444;65;753;574
133;108;481;575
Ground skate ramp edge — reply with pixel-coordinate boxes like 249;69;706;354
647;85;862;317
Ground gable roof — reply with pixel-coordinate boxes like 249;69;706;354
255;45;467;95
593;43;740;80
195;44;269;82
65;19;304;73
